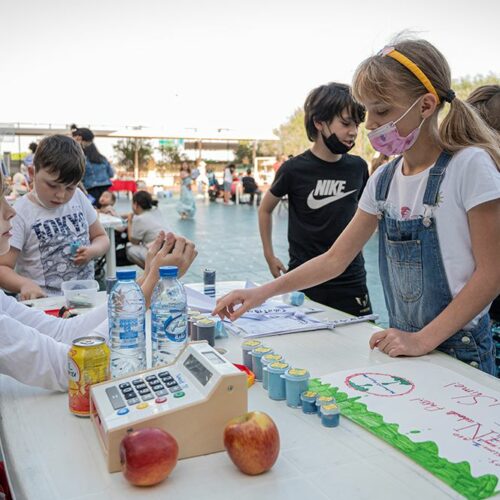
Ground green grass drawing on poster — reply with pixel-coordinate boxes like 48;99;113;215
308;378;499;500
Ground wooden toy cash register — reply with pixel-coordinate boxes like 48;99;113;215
90;342;248;472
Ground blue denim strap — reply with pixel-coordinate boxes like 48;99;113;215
375;156;402;202
422;152;453;206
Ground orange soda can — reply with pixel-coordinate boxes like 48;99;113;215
68;336;110;417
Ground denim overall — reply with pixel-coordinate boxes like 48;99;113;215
376;152;495;375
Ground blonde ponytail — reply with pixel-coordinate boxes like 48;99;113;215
440;97;500;169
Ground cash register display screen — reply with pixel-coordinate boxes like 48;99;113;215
202;351;225;365
184;354;213;386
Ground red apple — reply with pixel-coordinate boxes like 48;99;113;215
120;427;178;486
223;411;280;475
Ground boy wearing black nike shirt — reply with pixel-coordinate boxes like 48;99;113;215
259;82;372;316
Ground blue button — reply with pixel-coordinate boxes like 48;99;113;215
117;407;129;416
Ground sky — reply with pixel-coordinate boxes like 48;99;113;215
0;0;499;140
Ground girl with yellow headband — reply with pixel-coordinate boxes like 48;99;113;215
214;37;500;375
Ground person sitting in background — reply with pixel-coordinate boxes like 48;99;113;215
12;167;29;197
98;190;118;216
126;190;171;268
0;135;109;299
241;168;262;205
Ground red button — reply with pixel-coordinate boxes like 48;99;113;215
155;397;167;404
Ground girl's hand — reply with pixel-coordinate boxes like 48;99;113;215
369;328;431;357
212;288;267;321
148;233;197;278
74;246;94;266
144;230;169;276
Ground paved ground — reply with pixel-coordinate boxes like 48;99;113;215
115;195;389;328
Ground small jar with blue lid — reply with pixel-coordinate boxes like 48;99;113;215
266;361;289;400
250;346;274;381
316;395;336;417
241;340;262;370
282;368;310;408
261;353;284;390
320;403;340;427
300;390;318;414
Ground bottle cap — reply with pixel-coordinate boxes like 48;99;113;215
116;270;136;280
159;266;179;277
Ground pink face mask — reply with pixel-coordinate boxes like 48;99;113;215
368;98;425;156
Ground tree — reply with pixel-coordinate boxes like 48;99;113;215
157;143;187;166
452;73;500;101
234;141;257;166
273;108;311;156
113;139;154;172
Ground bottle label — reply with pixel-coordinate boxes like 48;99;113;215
162;311;187;343
116;318;141;347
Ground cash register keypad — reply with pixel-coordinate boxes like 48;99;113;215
112;371;185;409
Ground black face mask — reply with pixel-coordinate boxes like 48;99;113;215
322;131;354;155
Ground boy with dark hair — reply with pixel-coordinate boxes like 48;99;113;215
0;135;110;299
259;82;372;316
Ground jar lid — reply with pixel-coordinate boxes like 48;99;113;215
267;361;289;373
196;318;215;327
251;346;273;357
261;353;283;365
283;367;310;381
316;395;335;404
301;390;318;400
242;340;262;350
321;403;339;415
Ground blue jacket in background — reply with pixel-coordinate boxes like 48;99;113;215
83;159;115;190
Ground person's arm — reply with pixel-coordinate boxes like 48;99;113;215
258;191;286;277
0;247;46;299
74;219;110;266
0;313;71;391
3;292;108;344
214;209;378;320
127;213;142;245
370;199;500;357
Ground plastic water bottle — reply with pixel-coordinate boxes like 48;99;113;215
109;270;146;378
151;266;188;367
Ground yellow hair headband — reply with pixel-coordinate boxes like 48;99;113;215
379;46;441;103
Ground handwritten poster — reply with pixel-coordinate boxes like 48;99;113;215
318;360;500;499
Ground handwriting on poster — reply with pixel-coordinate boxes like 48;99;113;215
409;382;500;466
